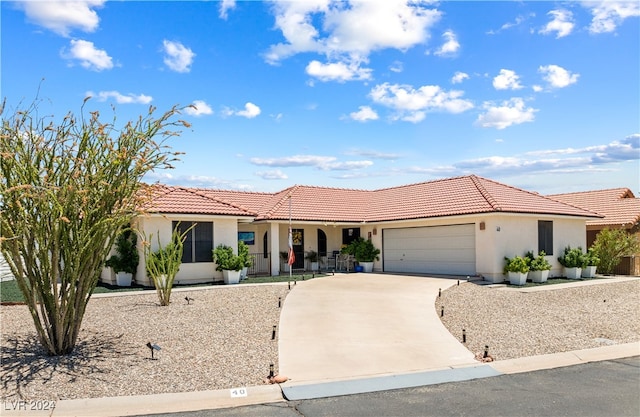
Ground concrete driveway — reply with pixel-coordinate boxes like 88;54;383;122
278;273;477;383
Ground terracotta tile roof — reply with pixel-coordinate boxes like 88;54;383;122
548;188;640;228
143;175;600;222
143;185;256;217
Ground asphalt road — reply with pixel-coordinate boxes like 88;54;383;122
144;356;639;417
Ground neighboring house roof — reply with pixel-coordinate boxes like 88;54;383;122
144;175;601;222
548;188;640;228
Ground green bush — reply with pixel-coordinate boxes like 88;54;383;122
504;255;530;274
341;237;380;262
557;246;585;268
591;228;640;274
582;248;600;267
105;228;139;274
213;244;243;271
238;241;252;268
526;251;552;271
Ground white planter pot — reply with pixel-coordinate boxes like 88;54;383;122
564;267;582;279
310;262;319;271
581;265;597;278
223;269;241;285
360;262;374;273
240;267;248;280
115;272;132;287
508;271;528;286
528;270;549;283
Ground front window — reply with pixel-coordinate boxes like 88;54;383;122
538;221;553;255
172;221;213;263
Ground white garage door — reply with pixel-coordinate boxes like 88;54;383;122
383;224;476;275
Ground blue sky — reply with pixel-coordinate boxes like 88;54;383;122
2;0;639;194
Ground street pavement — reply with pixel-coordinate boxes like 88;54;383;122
139;356;640;417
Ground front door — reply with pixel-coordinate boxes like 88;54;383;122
292;229;304;269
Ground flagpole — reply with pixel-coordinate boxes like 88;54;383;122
288;195;292;281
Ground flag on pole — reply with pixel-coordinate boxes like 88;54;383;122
287;226;295;266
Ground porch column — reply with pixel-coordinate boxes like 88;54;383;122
270;222;281;276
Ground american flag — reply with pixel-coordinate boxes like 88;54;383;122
287;226;295;266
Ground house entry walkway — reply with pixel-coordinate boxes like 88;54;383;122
278;273;478;384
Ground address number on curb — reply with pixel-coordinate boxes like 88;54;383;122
230;387;248;398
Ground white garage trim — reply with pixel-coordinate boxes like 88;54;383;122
382;224;476;275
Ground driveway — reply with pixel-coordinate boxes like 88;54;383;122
278;273;477;383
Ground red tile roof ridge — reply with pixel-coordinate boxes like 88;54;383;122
261;185;301;219
543;194;605;217
370;174;471;192
181;187;257;215
469;175;502;211
548;187;635;199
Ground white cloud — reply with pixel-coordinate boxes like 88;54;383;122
62;39;113;71
345;149;401;160
306;59;372;82
451;71;469;84
255;170;288;180
369;82;474;122
17;0;105;37
219;0;236;19
486;13;534;35
583;1;640;34
349;106;379;122
184;100;213;116
539;9;574;38
492;69;523;90
162;40;195;73
264;1;440;81
434;30;460;57
236;102;261;118
539;64;579;89
475;98;537;130
250;154;372;171
389;61;403;73
86;90;152;104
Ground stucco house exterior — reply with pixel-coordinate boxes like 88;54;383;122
549;188;640;275
101;175;600;286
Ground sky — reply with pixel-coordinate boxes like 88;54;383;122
2;0;639;195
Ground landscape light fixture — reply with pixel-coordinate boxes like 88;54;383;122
278;297;282;308
271;325;277;340
441;306;444;317
146;342;161;360
185;296;194;305
462;329;466;343
484;345;489;358
269;363;274;378
438;288;441;297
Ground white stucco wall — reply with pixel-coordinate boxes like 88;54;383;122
101;214;242;286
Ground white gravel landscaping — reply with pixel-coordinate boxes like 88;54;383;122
1;278;638;402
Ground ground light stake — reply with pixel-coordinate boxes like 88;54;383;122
484;345;489;358
278;297;282;308
269;364;274;378
272;325;277;340
462;329;466;343
441;306;444;317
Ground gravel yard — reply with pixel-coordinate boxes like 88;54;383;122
1;285;289;401
435;279;640;360
1;278;639;402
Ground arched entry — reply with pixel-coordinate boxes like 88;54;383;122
317;229;327;258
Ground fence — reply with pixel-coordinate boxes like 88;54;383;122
612;256;640;276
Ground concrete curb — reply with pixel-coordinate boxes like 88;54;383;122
1;385;284;417
2;345;637;416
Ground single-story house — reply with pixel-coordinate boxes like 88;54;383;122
102;175;601;286
549;188;640;275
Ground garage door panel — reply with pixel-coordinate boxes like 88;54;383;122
383;224;476;276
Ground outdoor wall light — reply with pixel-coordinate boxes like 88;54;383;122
479;221;485;230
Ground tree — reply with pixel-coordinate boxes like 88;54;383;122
0;98;189;355
591;228;640;274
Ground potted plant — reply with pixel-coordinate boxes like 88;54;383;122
558;246;585;279
238;241;252;280
581;248;599;278
105;229;139;287
526;251;551;283
213;244;243;284
504;255;529;285
305;250;319;271
342;237;380;273
280;251;290;273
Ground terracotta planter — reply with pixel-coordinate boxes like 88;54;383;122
528;270;549;283
564;267;582;279
508;271;528;286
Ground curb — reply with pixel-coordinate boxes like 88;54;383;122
1;385;284;417
2;343;637;416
